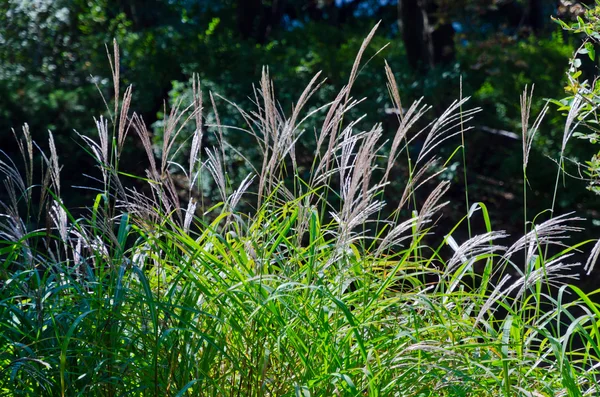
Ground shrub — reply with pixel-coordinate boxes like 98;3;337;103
554;4;600;195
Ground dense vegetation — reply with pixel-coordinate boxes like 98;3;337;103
1;0;596;227
2;0;600;395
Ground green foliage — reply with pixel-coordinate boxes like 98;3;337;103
2;37;600;395
554;2;600;195
460;32;572;144
3;0;597;235
3;3;600;392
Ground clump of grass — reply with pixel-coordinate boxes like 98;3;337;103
1;33;600;396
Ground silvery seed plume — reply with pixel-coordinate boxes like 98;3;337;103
204;147;227;204
13;124;33;197
294;200;312;247
340;179;387;238
160;96;183;170
375;215;419;256
161;170;183;223
0;152;27;200
0;203;27;244
254;69;282;204
328;123;388;255
284;71;324;172
168;106;204;168
247;82;269;155
507;254;580;302
416;98;480;165
273;118;297;172
521;85;533;157
332;198;386;243
584;238;600;275
189;75;203;183
133;157;181;225
217;93;262;152
107;165;127;200
85;208;120;248
264;119;296;189
0;177;20;226
119;186;161;226
131;113;159;181
146;171;174;220
476;255;580;327
314;86;348;164
328;197;385;271
88;235;110;263
117;85;133;155
228;173;255;211
474;273;518;327
249;70;324;201
132;242;150;269
273;181;296;202
258;67;279;142
400;156;445;210
96;116;109;166
339;124;383;208
3;179;19;221
73;125;126;198
503;212;584;265
344;21;380;104
210;92;227;158
38;160;52;220
77;117;109;185
50;199;68;243
562;94;587;154
0;212;31;263
28;133;59;218
161;98;197;174
331;120;363;189
69;227;94;253
307;19;378;184
77;130;105;166
416;180;450;233
107;39;120;121
315;97;364;181
520;85;549;170
183;198;197;234
384;60;403;121
445;231;508;276
46;131;61;195
383;97;430;182
71;234;83;270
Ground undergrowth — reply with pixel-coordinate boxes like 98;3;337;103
1;27;600;396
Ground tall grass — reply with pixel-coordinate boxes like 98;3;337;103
1;33;600;396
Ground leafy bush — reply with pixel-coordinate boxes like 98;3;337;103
554;4;600;195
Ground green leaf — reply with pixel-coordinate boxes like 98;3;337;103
585;42;596;61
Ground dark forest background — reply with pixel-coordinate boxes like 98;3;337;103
1;0;598;266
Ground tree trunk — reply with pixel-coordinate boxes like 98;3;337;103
237;0;262;40
398;0;428;71
237;0;283;43
527;0;544;34
117;0;163;29
398;0;455;73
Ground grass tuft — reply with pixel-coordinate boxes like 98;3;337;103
1;36;599;396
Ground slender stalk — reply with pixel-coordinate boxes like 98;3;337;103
459;76;472;239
